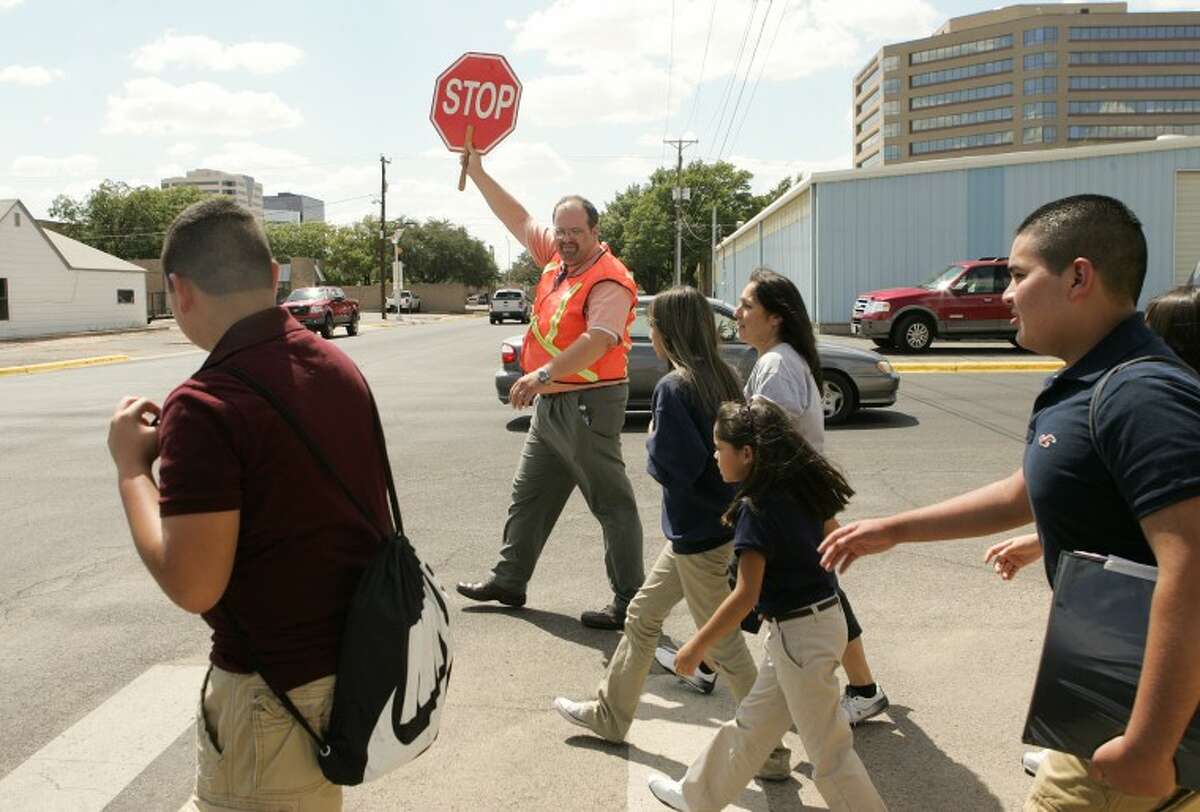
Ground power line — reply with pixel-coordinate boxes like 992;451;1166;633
705;0;759;161
717;0;773;161
727;0;790;158
684;0;721;136
660;0;677;168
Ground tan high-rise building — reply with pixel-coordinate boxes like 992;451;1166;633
161;169;265;221
853;3;1200;168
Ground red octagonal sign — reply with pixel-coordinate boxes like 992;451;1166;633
430;52;522;155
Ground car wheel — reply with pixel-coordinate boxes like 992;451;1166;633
894;313;934;352
822;370;858;425
346;312;359;336
320;313;334;339
871;338;893;350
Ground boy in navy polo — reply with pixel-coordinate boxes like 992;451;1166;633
819;195;1200;811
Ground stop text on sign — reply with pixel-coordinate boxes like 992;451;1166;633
440;79;517;120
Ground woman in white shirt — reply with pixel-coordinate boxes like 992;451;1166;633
734;268;890;725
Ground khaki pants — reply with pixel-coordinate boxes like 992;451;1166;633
590;543;759;741
492;385;644;608
1026;749;1199;812
182;666;341;812
681;604;886;812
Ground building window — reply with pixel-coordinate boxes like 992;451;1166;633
883;100;900;116
882;55;899;72
859;130;881;153
857;65;880;96
858;151;883;169
858;108;881;135
884;145;901;161
0;278;8;320
883;78;900;97
1024;27;1059;47
1070;50;1200;66
911;58;1013;88
912;105;1014;133
883;122;900;137
1023;126;1058;144
911;81;1013;110
117;289;135;304
1023;51;1058;71
13;212;20;227
910;34;1013;65
911;130;1014;155
1024;101;1058;120
1069;123;1200;140
857;86;880;114
1024;76;1058;96
1070;74;1200;91
1069;99;1200;115
1069;25;1200;41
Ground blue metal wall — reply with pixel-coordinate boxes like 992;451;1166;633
717;144;1200;326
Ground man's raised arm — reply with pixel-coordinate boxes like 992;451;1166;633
461;144;535;246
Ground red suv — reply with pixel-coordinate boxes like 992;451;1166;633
283;286;360;338
850;258;1014;352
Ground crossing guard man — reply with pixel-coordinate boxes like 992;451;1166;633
456;145;644;630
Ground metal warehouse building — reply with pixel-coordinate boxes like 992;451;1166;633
714;135;1200;332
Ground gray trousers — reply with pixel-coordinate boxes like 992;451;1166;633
491;384;645;608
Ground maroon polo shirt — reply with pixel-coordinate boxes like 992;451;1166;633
157;307;389;692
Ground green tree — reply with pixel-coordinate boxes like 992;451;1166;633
47;181;207;260
325;217;380;285
505;249;542;289
396;218;497;288
265;221;333;263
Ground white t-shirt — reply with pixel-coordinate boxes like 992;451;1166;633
743;342;825;452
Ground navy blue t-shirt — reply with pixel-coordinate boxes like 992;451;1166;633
732;490;838;617
1024;313;1200;585
646;371;734;554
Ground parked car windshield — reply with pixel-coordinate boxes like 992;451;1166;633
286;288;321;302
920;265;965;291
495;291;523;300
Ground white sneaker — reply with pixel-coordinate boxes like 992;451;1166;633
648;774;690;811
1023;748;1049;776
552;697;597;734
655;645;717;694
840;685;889;725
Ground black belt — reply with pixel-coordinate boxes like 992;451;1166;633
764;595;839;623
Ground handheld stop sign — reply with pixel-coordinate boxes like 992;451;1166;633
429;52;522;190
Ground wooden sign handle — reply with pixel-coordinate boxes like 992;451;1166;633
457;125;475;192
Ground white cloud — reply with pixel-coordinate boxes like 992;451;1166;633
728;152;854;193
11;154;99;178
0;65;64;86
167;142;197;158
104;78;303;136
507;0;938;127
201;142;311;172
132;32;304;75
0;0;25;10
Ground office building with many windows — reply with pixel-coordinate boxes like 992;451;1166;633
160;168;265;220
852;3;1200;168
264;192;325;224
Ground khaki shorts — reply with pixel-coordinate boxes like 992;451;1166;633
181;666;341;812
1026;749;1198;812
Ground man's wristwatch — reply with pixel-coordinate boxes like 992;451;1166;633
536;367;552;385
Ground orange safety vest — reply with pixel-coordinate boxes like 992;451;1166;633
520;246;639;384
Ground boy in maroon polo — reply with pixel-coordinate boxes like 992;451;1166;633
106;198;387;811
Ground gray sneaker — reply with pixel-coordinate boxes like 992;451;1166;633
553;696;599;735
840;685;889;725
654;645;716;695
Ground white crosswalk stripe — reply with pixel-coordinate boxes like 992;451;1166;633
0;664;206;811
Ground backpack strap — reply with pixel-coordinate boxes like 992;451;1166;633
1088;355;1198;454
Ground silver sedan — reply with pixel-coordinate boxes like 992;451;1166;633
494;297;899;424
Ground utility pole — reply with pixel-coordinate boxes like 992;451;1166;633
378;154;391;319
710;205;718;297
663;138;698;286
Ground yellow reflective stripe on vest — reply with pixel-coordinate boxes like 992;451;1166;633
528;282;601;383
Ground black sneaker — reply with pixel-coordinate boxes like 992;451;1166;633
580;603;626;630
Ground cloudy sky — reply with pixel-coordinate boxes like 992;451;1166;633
0;0;1188;261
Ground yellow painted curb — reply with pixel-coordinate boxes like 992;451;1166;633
892;361;1064;373
0;354;131;377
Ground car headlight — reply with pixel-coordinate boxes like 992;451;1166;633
866;300;891;314
876;360;895;375
308;305;323;314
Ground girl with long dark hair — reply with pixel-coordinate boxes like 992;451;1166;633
647;397;886;812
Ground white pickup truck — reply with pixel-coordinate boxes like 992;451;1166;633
489;289;529;324
387;290;421;313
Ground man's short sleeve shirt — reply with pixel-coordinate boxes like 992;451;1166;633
1023;314;1200;585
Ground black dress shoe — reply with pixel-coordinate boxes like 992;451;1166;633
456;579;526;608
580;602;626;630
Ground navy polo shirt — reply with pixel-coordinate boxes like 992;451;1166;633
1024;313;1200;586
732;490;838;617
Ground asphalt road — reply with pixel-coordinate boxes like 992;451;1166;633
0;315;1055;811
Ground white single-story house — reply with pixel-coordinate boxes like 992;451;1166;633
0;199;149;340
